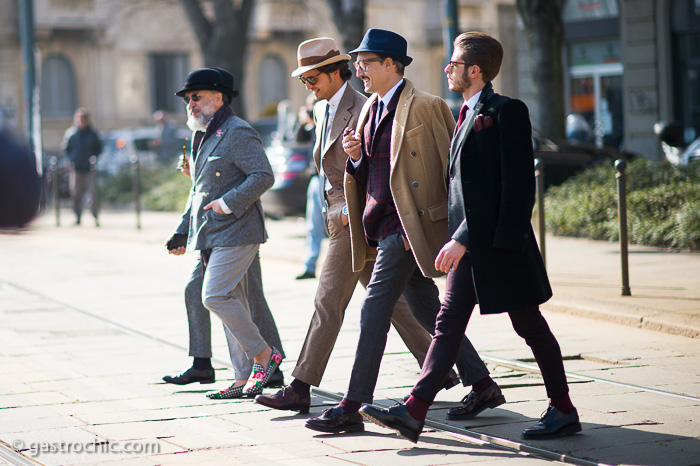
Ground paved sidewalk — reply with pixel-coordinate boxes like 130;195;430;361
0;209;699;466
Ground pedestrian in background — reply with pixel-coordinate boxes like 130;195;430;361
152;110;180;165
360;31;580;443
62;108;102;226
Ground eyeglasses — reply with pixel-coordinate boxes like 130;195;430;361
447;61;475;71
299;72;322;86
182;94;203;105
353;57;384;71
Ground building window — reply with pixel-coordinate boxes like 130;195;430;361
149;53;189;114
672;0;700;143
258;54;287;117
41;54;76;118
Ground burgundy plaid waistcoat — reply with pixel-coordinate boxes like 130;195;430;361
353;82;405;246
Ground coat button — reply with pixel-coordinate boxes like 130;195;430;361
203;193;208;197
216;172;220;177
418;210;424;216
410;151;416;157
411;181;418;188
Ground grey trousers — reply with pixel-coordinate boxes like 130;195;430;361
71;170;98;220
345;233;490;404
292;199;432;387
185;250;285;374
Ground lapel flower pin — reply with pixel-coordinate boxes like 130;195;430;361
216;129;223;137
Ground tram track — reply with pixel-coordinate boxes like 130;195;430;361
3;280;697;466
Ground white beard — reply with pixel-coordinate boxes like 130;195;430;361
186;100;216;132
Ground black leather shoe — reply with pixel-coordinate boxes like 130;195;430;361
446;382;506;420
255;386;311;413
441;369;460;391
295;270;316;280
265;368;284;388
522;406;581;440
305;406;364;433
360;403;424;443
163;367;215;385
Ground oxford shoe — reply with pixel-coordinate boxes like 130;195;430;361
359;403;424;443
254;386;310;414
446;382;505;420
522;406;582;440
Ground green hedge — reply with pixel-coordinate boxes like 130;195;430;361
99;166;191;212
544;158;700;250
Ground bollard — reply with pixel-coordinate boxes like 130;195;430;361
131;154;141;230
615;159;631;296
50;156;60;226
534;158;546;266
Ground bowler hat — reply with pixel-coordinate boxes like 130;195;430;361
349;28;413;66
291;37;352;78
175;67;239;99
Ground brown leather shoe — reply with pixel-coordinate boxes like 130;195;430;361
446;382;506;420
254;386;310;414
305;406;365;433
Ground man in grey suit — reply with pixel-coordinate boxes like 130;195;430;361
255;37;461;415
166;67;282;399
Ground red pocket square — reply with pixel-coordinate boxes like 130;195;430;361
474;115;493;132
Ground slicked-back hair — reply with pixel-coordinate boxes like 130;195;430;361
454;32;503;83
317;60;353;82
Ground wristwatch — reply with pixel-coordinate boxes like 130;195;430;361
342;205;349;216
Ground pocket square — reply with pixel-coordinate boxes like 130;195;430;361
207;155;221;161
474;114;493;133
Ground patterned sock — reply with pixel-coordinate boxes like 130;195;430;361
405;395;430;422
339;398;361;414
550;394;575;414
472;376;495;394
289;379;311;396
192;357;212;370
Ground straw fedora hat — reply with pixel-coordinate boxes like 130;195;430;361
291;37;352;78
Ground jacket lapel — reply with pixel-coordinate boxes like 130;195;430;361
449;83;494;173
194;126;228;180
390;79;413;169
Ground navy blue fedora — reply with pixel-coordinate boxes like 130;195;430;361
349;28;413;66
175;67;239;99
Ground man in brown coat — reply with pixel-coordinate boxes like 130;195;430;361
305;29;501;434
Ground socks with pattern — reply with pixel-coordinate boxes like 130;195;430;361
405;395;431;422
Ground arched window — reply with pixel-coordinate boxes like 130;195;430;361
41;55;76;118
258;54;288;117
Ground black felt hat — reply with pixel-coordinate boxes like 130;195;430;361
175;67;239;99
349;28;413;66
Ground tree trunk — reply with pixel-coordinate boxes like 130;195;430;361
178;0;253;118
516;0;565;140
326;0;366;92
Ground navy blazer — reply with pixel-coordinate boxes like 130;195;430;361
448;83;552;314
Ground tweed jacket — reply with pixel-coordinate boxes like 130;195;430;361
344;78;455;278
175;114;274;252
313;84;367;226
448;83;552;313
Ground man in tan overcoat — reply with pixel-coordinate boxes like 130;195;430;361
305;29;501;435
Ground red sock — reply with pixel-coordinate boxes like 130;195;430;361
550;394;575;414
339;398;361;414
405;395;431;422
472;376;495;394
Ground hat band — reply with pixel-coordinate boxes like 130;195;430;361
299;49;341;67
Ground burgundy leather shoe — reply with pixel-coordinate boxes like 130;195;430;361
304;406;364;433
254;386;311;414
446;382;506;420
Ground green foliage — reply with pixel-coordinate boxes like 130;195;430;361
545;158;700;249
99;166;191;212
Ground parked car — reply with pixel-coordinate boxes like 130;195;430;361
654;121;700;166
532;130;637;187
98;126;190;175
261;137;315;218
251;118;279;148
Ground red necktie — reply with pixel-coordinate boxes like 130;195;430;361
456;102;469;131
